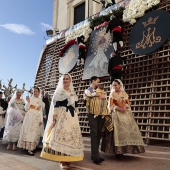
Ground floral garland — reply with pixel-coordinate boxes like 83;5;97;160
123;0;160;24
61;7;124;57
59;39;77;57
65;23;92;43
94;21;108;30
60;0;161;57
90;7;125;30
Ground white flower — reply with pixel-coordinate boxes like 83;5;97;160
123;0;160;24
153;0;160;5
156;0;160;4
65;22;92;43
147;4;152;8
136;12;143;18
142;1;148;5
130;19;136;25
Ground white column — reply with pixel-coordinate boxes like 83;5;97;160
53;0;58;33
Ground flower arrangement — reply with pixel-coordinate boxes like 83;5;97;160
64;6;124;43
65;22;92;43
90;7;125;29
90;15;110;30
94;21;109;30
123;0;160;24
59;39;77;57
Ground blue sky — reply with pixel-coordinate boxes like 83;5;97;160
0;0;53;97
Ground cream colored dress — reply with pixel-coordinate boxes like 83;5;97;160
3;99;25;143
41;89;84;162
17;96;44;151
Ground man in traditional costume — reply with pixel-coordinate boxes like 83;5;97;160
108;52;123;85
84;76;107;164
101;0;116;9
76;35;86;66
106;15;123;52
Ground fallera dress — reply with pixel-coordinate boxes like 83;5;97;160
41;89;84;162
3;99;25;143
17;96;44;151
101;91;145;154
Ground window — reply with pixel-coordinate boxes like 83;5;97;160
74;2;85;25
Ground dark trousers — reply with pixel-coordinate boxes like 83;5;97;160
110;69;122;84
88;114;105;160
0;127;4;138
112;31;123;43
78;48;86;60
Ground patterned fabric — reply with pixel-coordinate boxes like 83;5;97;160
3;100;25;142
43;145;69;156
41;127;84;162
15;101;25;113
101;130;145;154
43;107;84;156
102;91;145;154
18;141;38;151
104;116;113;132
41;90;84;162
17;96;44;151
85;87;109;116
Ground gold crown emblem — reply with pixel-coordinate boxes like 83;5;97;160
142;16;159;27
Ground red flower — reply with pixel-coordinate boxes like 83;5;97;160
59;39;77;57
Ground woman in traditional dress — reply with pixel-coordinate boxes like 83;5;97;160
17;87;44;156
41;74;84;169
3;89;25;150
101;79;145;158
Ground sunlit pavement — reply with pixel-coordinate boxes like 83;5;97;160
0;138;170;170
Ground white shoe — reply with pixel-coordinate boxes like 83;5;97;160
81;58;84;65
59;162;69;169
28;151;34;156
77;59;80;66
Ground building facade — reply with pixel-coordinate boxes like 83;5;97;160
53;0;103;31
35;0;170;143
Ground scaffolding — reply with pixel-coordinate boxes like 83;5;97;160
35;0;170;143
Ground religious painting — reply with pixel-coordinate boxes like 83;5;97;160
58;44;79;74
129;10;170;55
82;27;113;80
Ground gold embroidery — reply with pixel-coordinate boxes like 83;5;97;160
136;27;161;49
136;16;161;49
142;16;159;27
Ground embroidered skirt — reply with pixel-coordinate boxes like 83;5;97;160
101;108;145;154
41;109;84;162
